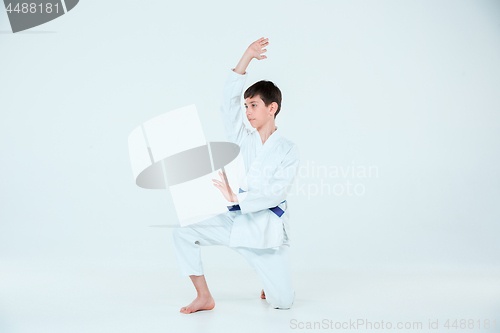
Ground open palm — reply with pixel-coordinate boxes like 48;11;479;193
212;171;238;203
247;37;269;60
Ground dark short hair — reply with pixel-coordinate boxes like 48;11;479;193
244;80;282;118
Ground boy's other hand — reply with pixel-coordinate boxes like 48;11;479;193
212;171;238;203
245;37;269;60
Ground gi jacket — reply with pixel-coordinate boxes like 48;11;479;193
220;68;300;249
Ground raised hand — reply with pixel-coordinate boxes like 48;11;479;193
233;37;269;75
246;37;269;60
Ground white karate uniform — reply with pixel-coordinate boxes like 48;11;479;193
172;212;295;309
172;68;300;309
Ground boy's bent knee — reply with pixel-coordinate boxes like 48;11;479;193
273;301;294;310
172;226;192;238
270;291;295;310
172;227;182;240
172;227;194;243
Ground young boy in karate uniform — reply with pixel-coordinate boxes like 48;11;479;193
172;37;300;314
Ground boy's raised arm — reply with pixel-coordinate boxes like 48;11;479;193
233;37;269;75
219;68;250;146
219;38;269;146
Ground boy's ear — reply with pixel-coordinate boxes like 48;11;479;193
269;102;278;116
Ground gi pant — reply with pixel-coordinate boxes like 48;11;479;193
172;211;296;309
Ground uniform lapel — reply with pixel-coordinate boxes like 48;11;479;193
249;126;282;176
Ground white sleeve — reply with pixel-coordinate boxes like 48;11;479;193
236;145;300;214
220;68;253;146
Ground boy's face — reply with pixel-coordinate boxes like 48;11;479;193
244;95;276;129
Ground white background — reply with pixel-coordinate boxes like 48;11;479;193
1;1;499;332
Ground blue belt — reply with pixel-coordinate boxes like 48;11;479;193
227;188;286;217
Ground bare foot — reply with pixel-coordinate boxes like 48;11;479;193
180;295;215;314
261;289;266;299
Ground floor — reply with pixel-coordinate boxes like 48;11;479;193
1;260;499;333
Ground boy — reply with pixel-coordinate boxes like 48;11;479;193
172;37;300;314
